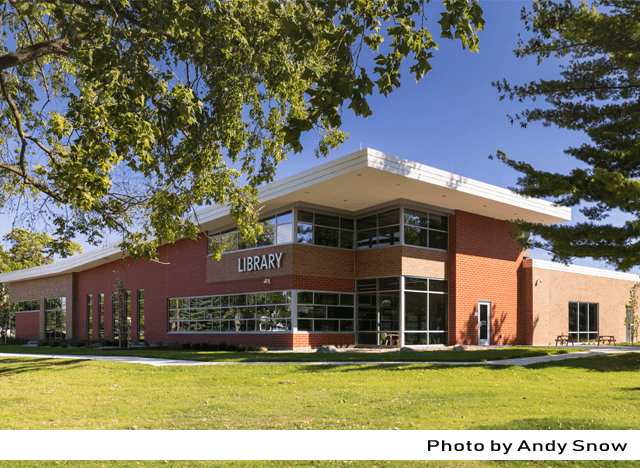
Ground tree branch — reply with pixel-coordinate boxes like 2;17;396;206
0;37;70;72
0;72;27;174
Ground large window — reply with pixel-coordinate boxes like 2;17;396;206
404;209;448;250
168;291;293;333
404;276;448;345
569;302;598;342
356;209;400;250
208;211;293;254
297;211;354;250
137;290;145;343
356;277;400;345
87;295;92;339
296;291;354;332
9;300;39;313
45;297;66;340
112;291;131;341
98;294;104;339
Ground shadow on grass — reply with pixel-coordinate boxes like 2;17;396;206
472;416;638;430
526;353;640;373
287;353;640;375
0;357;91;377
0;346;578;363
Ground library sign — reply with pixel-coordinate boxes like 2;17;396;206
238;252;284;272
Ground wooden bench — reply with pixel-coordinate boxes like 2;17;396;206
598;335;616;346
555;335;574;346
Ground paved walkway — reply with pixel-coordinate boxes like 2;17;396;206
1;347;639;367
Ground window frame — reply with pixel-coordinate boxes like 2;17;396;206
568;301;599;342
296;290;355;333
208;210;294;256
167;291;294;334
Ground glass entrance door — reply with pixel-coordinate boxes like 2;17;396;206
478;301;490;346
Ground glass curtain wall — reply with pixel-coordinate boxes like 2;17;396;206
404;277;448;345
45;297;66;340
356;276;448;346
356;277;400;345
168;291;293;332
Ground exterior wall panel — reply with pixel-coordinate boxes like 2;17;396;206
450;211;525;345
8;273;75;339
15;311;39;340
530;266;635;344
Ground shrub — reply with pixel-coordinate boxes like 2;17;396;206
154;341;163;347
192;343;201;351
181;342;192;350
208;343;218;351
201;343;212;351
168;342;181;350
248;345;268;352
60;342;69;348
217;342;227;351
226;343;237;352
75;340;86;347
144;340;150;347
40;340;49;347
4;337;28;345
237;344;248;352
50;341;59;347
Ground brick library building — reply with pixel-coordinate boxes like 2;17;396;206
1;149;637;348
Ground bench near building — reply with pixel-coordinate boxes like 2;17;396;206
1;148;637;347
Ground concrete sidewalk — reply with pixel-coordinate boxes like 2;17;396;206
1;347;638;367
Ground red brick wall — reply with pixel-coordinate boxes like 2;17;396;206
15;311;39;340
449;211;525;345
74;234;359;346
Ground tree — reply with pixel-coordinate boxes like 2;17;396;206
625;283;640;344
491;0;640;271
0;0;484;261
0;228;82;340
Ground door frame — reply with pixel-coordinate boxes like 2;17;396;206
478;300;491;346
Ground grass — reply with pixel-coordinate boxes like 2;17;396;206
0;353;638;430
0;462;636;468
0;345;581;362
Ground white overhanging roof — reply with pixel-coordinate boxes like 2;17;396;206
0;148;572;283
530;259;640;282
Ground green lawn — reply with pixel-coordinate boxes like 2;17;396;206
0;353;638;430
0;345;579;362
0;462;635;468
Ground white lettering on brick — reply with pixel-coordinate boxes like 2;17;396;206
237;252;285;272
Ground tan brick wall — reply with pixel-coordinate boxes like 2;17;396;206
292;244;355;279
8;273;75;339
531;267;635;344
356;246;403;278
207;244;293;283
401;246;447;279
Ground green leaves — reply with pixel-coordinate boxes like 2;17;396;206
0;0;484;261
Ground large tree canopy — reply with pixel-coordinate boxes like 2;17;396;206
492;0;640;271
0;0;484;260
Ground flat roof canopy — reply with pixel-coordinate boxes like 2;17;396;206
0;148;571;283
197;148;571;233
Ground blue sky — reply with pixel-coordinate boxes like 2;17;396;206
276;0;640;275
1;1;636;274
